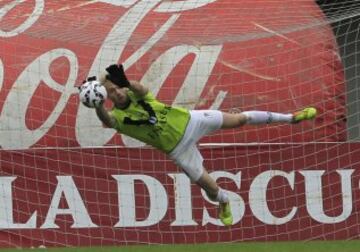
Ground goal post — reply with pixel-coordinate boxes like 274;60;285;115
0;0;359;248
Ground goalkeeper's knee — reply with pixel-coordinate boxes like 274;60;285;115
207;188;229;203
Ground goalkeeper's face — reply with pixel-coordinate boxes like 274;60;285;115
104;82;128;106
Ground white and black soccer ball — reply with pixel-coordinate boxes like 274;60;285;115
79;80;107;108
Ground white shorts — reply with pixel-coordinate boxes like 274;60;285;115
169;110;223;181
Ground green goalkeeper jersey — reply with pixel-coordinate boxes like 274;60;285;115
110;91;190;153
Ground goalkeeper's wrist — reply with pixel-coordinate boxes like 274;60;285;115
94;101;105;110
121;79;130;88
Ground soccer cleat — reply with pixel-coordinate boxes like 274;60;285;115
219;202;233;226
292;107;317;124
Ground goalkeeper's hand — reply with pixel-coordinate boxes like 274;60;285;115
105;64;130;88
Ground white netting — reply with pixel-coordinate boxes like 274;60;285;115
0;0;359;248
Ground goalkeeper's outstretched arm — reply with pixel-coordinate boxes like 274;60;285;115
99;73;148;98
95;103;116;128
128;80;149;97
102;64;149;98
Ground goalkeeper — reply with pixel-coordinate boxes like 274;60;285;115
88;64;317;227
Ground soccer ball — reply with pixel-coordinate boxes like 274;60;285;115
79;80;107;108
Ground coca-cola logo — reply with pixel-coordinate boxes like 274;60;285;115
0;0;346;150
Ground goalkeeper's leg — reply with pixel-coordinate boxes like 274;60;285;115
221;107;317;128
196;170;233;226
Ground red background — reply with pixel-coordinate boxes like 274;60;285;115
0;0;355;248
0;144;360;247
0;0;346;149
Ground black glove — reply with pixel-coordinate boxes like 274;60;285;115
105;64;130;88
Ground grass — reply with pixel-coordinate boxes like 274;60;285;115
1;241;360;252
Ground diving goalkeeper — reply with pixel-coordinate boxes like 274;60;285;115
86;64;317;226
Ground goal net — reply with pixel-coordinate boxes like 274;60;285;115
0;0;359;248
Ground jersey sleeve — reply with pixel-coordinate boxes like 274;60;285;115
109;109;121;129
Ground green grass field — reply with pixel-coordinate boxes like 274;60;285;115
1;241;360;252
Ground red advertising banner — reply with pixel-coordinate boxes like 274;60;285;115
0;1;353;248
0;0;346;151
0;143;359;247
